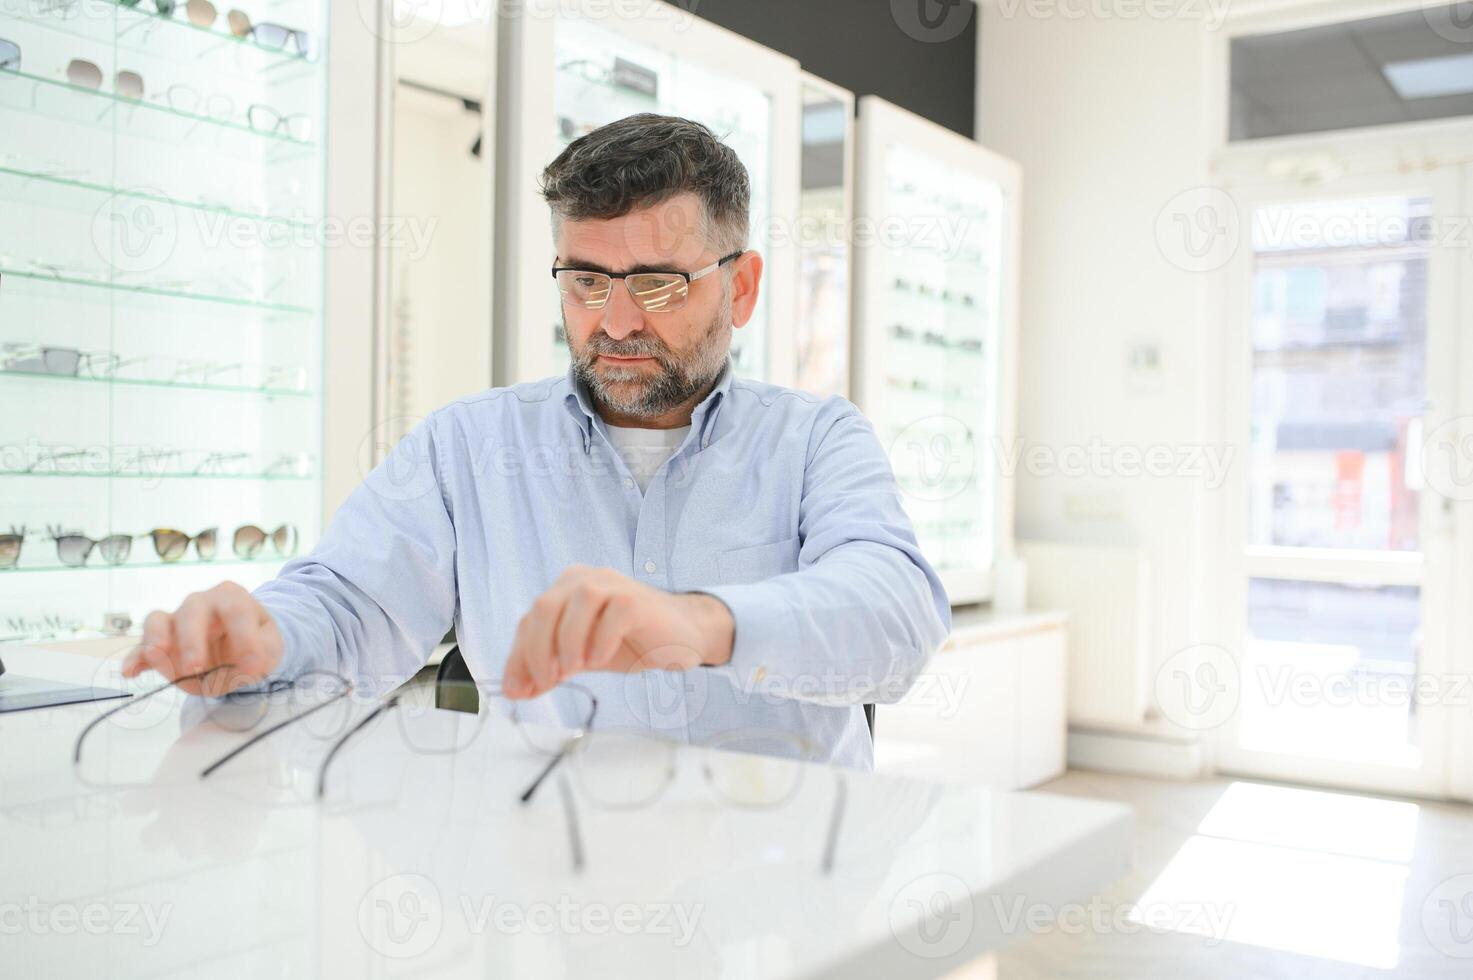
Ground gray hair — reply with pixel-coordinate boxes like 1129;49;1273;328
539;113;750;257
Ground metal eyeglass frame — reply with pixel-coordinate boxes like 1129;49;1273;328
550;250;745;312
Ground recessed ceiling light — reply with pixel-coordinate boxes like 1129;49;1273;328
1382;53;1473;100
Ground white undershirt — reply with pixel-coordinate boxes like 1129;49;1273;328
604;423;691;493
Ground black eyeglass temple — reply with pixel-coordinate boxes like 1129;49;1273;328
200;682;352;779
74;662;237;765
820;772;847;875
315;696;399;800
519;691;597;804
556;770;586;874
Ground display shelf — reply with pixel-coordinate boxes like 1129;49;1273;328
0;163;316;229
0;555;295;574
2;0;317;77
0;265;316;315
0;68;315;148
0;367;313;398
1;469;313;481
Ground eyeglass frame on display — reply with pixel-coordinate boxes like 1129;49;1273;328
247;104;312;142
562;723;848;872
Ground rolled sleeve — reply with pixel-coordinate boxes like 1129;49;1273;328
698;401;952;706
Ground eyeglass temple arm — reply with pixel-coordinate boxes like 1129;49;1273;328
314;696;399;800
518;692;597;804
74;664;234;765
556;770;586;874
820;772;847;875
519;735;577;804
200;683;353;779
688;250;746;282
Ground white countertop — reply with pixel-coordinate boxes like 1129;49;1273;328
1;646;1130;979
943;605;1070;648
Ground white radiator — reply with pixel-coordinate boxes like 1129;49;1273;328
1016;541;1151;727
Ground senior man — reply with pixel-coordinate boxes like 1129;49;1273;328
124;113;951;767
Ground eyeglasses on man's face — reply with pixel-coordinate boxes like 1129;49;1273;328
552;250;744;313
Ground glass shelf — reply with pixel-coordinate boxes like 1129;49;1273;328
0;366;313;398
0;163;316;229
1;469;313;481
1;555;293;574
0;265;316;315
2;0;318;77
0;68;316;153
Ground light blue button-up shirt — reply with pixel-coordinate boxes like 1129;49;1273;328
254;356;951;768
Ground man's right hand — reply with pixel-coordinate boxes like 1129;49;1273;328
121;582;284;695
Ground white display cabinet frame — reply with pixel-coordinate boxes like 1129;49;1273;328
852;95;1021;606
794;69;856;399
493;0;802;386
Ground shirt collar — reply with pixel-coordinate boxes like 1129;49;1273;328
562;354;735;455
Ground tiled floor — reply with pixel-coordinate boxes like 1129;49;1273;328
995;771;1473;980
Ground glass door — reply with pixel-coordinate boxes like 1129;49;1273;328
1219;170;1464;797
852;96;1021;606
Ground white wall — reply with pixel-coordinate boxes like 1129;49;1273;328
975;7;1219;730
387;92;494;429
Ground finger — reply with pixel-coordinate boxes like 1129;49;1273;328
586;593;640;671
503;609;545;699
172;592;216;675
519;592;566;697
502;650;535;700
123;611;175;677
133;636;184;686
216;593;264;674
555;580;607;679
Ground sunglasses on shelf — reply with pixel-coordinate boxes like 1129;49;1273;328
66;60;144;100
0;38;19;73
3;345;138;378
224;9;313;59
51;531;134;568
232;523;297;559
148;527;217;562
1;523;299;568
0;526;24;570
120;0;180;14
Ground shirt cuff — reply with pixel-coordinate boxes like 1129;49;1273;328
689;582;798;694
252;591;320;687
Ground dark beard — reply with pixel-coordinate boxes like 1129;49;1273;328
570;305;730;419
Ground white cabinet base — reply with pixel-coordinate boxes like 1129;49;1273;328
875;608;1069;790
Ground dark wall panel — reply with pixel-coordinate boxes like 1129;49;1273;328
685;0;978;138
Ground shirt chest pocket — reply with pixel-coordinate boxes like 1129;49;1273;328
715;535;801;585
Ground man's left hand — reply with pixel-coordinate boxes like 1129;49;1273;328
501;565;734;699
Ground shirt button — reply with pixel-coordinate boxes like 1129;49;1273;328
643;560;657;574
623;477;635;490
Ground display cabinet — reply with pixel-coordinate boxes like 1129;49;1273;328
0;0;327;641
852;96;1020;605
494;0;801;386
